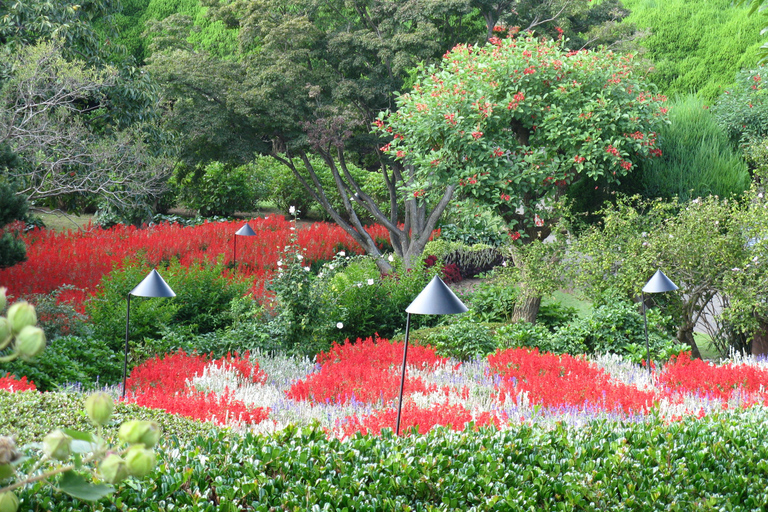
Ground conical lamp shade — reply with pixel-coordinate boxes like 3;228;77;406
130;269;176;298
406;275;468;315
235;223;257;236
642;269;678;294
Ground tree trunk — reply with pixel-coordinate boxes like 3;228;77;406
677;322;702;359
512;294;542;324
752;322;768;358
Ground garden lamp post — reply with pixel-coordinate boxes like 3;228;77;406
642;269;678;377
123;269;175;398
396;275;468;436
233;222;257;271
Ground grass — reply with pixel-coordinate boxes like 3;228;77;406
32;209;95;233
546;289;592;318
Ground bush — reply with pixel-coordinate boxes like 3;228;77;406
86;259;249;357
461;280;519;323
325;254;443;344
550;299;684;363
494;321;561;352
173;161;262;217
635;94;750;201
15;414;768;510
712;68;768;146
0;391;212;446
428;315;497;361
1;334;123;391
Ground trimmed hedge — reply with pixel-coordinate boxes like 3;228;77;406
0;391;213;446
13;410;768;510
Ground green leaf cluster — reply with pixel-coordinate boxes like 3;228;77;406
13;413;768;510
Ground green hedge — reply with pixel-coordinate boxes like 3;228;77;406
0;391;213;446
13;410;768;510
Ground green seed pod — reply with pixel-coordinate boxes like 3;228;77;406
0;318;12;350
0;287;6;313
43;430;72;461
0;437;20;465
0;491;18;512
15;326;45;361
99;453;128;484
85;392;114;427
118;420;161;448
124;445;156;477
6;302;36;335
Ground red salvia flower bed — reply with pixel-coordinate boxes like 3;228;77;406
124;349;270;425
488;347;658;414
0;218;391;307
287;336;449;405
658;352;768;406
339;400;500;436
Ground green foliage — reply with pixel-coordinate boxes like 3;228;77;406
437;202;510;247
711;68;768;145
86;259;248;358
266;220;339;357
551;299;681;363
428;315;497;361
493;298;683;361
494;321;568;352
536;301;579;330
635;94;750;201
324;254;442;344
569;194;754;356
0;392;209;447
250;155;385;219
2;335;122;391
14;414;768;510
463;280;519;323
173;161;261;217
381;35;668;239
0;180;28;269
621;0;764;99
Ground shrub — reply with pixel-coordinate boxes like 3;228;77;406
461;280;519;323
2;334;122;391
428;314;497;361
494;321;556;352
324;254;443;344
173;161;261;217
634;94;750;201
536;300;579;330
86;259;249;356
711;68;768;146
15;414;768;510
550;299;684;362
0;391;211;446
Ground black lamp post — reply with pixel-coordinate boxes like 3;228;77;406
641;269;678;376
233;222;257;271
123;269;175;397
396;275;468;435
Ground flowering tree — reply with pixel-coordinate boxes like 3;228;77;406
379;34;668;320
